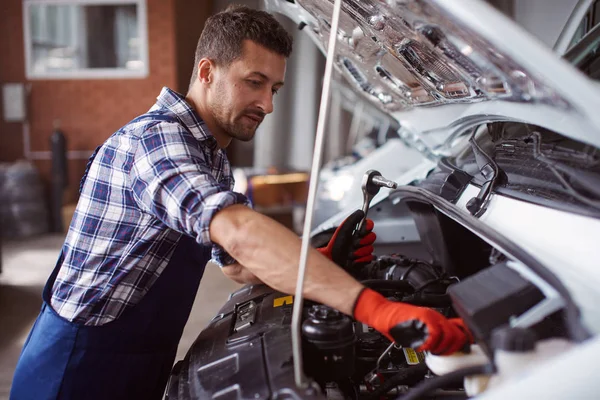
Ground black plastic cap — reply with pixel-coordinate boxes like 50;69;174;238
302;305;355;346
308;305;342;321
492;327;537;352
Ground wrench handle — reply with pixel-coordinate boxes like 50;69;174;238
356;216;366;233
357;194;372;232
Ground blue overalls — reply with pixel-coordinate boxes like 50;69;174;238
10;113;213;399
10;236;209;400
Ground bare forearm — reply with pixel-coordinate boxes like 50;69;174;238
221;263;263;284
210;205;364;315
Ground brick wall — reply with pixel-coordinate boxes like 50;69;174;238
0;0;27;162
173;0;214;97
0;0;211;205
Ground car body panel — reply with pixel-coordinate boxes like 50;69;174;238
476;334;600;399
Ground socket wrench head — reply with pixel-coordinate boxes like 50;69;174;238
362;170;384;197
371;175;398;190
359;170;399;231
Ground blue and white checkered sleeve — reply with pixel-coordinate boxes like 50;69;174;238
210;246;236;267
130;122;250;258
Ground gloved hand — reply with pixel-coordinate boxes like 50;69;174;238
449;317;474;345
353;288;471;355
317;209;376;268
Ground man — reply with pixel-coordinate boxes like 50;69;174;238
11;6;471;400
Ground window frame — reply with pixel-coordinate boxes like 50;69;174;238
23;0;149;80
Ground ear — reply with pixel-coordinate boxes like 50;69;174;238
198;58;214;85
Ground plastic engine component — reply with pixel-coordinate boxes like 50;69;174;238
165;284;325;400
302;305;356;381
448;262;545;345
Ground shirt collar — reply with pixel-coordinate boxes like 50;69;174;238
155;87;218;149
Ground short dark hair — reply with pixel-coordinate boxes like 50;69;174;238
190;5;293;89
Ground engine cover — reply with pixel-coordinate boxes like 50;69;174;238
166;284;325;400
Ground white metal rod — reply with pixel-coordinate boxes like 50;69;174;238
23;121;32;160
291;0;344;389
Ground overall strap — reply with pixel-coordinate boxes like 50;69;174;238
42;250;65;303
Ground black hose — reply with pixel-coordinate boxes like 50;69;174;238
395;364;495;400
365;364;428;400
361;279;451;307
401;294;451;308
413;278;446;293
400;263;420;280
361;279;415;293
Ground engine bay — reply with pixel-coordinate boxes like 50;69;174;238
166;256;463;399
166;184;582;400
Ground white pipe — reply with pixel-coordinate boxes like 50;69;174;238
291;0;344;389
23;120;32;160
26;150;94;160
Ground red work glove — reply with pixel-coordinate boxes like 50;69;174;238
317;209;376;267
353;288;471;355
449;318;474;345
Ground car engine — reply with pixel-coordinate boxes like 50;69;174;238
166;251;464;400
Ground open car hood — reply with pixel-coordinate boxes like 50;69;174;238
266;0;600;152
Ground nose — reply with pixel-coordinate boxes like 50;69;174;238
257;88;274;115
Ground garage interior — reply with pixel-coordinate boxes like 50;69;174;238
0;0;590;398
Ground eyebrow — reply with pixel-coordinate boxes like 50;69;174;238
250;71;284;87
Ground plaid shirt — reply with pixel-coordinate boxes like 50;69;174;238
51;87;250;325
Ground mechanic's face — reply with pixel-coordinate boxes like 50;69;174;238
209;40;286;142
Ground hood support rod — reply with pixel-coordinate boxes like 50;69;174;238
291;0;344;389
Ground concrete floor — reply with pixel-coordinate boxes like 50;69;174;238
0;234;241;399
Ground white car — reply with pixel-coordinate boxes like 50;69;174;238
167;0;600;399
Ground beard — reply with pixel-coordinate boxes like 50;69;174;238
210;90;265;142
216;111;263;142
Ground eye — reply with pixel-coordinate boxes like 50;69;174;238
247;79;262;87
272;88;280;95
